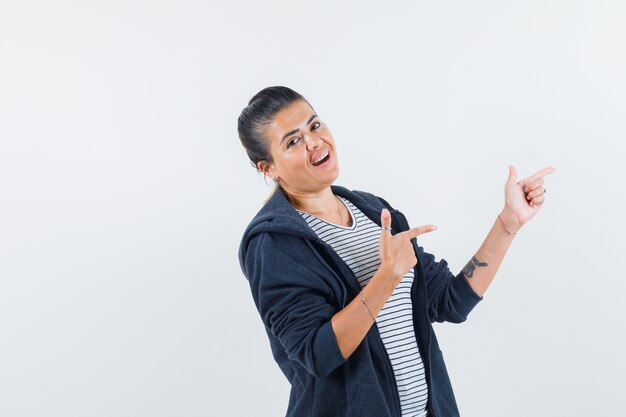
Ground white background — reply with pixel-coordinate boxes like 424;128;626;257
1;1;625;416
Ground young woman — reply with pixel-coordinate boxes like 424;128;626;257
237;86;554;417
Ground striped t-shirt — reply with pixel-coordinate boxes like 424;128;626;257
297;196;429;417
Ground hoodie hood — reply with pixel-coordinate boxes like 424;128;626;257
238;185;394;268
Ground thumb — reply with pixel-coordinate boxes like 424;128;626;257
506;165;518;186
379;208;392;244
381;208;391;230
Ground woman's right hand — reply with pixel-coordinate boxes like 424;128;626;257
379;208;437;284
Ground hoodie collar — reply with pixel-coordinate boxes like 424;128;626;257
240;184;391;249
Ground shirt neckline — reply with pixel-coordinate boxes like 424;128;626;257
297;195;358;231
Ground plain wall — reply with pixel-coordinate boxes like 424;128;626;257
1;1;624;416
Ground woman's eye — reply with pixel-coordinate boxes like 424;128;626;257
312;122;321;130
287;137;301;148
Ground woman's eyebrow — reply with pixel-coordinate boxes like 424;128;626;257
280;114;318;144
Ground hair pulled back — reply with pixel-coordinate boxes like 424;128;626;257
237;86;309;171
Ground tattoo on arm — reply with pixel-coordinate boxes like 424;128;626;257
462;256;488;278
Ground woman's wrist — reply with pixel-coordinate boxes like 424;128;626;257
373;261;404;288
498;207;522;234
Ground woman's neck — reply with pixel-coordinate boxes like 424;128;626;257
289;187;336;215
286;186;352;227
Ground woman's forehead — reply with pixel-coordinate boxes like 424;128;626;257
267;100;316;142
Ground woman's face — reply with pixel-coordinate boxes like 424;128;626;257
259;99;339;195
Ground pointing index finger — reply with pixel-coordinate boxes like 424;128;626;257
404;224;438;240
530;166;557;180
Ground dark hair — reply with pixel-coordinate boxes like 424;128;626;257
237;86;310;171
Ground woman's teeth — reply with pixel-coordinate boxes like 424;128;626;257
313;151;330;166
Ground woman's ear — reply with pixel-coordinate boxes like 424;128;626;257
257;161;276;180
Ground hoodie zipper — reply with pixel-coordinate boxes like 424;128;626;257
374;321;403;417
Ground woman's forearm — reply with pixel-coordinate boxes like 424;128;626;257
461;207;521;297
330;207;520;358
330;263;400;359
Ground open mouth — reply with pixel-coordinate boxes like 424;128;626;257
312;151;330;166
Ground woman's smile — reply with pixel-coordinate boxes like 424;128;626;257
312;149;330;166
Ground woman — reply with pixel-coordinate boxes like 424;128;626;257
237;86;554;417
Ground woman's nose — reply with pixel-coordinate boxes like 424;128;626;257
304;135;322;150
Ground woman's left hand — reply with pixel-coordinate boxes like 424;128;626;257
501;165;556;232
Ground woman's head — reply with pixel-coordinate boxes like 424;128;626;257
238;86;339;198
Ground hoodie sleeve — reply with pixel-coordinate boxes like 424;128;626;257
242;232;347;378
416;244;483;323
